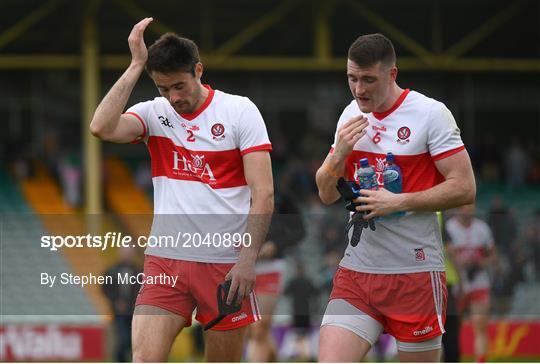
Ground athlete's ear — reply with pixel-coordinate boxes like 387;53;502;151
389;66;398;82
195;62;203;80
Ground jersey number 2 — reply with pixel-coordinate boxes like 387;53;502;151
186;130;196;142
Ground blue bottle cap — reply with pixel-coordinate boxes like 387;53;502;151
386;152;395;163
359;158;369;167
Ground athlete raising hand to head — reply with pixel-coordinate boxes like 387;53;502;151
91;18;274;362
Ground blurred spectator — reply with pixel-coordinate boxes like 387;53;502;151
134;160;152;196
247;189;306;362
476;134;502;183
102;247;142;362
12;152;33;179
7;141;34;179
319;249;341;298
42;115;61;179
490;234;527;315
522;208;540;282
526;158;540;184
525;142;540;184
445;204;496;362
58;151;81;208
284;260;318;361
442;212;462;362
280;157;318;200
268;127;289;170
487;195;517;258
504;136;530;189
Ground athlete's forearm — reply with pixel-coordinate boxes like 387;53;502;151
90;63;145;138
398;177;476;212
238;189;274;265
316;153;346;204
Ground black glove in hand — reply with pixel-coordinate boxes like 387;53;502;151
204;280;242;331
336;178;375;243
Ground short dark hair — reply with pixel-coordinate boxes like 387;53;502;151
146;33;200;75
348;33;396;68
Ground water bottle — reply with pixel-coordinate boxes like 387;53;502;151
383;152;405;217
356;158;378;191
355;158;378;230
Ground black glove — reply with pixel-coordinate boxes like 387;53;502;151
204;280;242;331
336;178;375;247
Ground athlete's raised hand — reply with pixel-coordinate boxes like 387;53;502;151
333;115;369;161
128;17;153;67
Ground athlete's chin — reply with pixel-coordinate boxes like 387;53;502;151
173;104;192;114
356;99;372;113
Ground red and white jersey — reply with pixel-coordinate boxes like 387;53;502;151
334;89;465;274
125;85;272;263
445;217;494;290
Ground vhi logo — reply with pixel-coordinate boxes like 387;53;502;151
173;151;216;181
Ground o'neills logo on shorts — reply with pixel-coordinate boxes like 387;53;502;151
413;326;433;336
231;312;248;323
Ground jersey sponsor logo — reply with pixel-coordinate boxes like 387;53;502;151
159;116;174;128
372;125;387;132
172;151;216;181
397;126;411;144
346;151;445;194
375;157;387;186
148;136;247;188
415;248;426;261
180;122;199;132
413;326;433;336
211;123;226;141
231;312;248;323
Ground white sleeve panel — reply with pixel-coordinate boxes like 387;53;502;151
237;98;272;154
125;99;155;140
427;102;464;159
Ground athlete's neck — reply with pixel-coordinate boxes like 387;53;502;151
192;83;210;113
458;217;473;227
376;84;404;113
